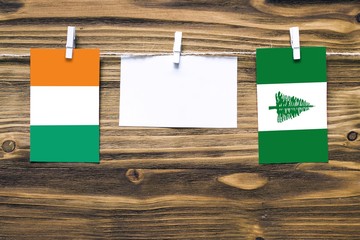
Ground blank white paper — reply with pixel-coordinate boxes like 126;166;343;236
119;55;237;128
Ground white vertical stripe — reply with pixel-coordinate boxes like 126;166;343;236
257;82;327;131
31;86;99;125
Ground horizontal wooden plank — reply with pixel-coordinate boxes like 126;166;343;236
0;0;359;54
0;0;359;239
0;56;358;168
0;162;360;239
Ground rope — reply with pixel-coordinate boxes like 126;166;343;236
0;51;359;58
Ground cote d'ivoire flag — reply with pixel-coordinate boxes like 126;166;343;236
30;49;100;163
256;47;328;164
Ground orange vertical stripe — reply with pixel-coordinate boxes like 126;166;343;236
31;49;99;86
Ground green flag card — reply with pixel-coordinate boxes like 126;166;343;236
256;47;328;164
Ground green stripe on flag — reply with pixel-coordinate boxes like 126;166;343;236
258;129;328;164
256;47;326;84
30;125;99;163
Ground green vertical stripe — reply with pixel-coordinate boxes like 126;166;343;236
30;125;99;163
258;129;328;164
256;47;326;84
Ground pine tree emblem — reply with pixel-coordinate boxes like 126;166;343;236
269;91;314;123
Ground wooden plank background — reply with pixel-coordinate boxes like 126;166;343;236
0;0;359;239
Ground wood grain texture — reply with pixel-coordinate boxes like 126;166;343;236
0;0;359;239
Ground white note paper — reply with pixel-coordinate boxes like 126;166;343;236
119;56;237;128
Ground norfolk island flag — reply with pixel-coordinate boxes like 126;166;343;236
30;49;100;163
256;47;328;164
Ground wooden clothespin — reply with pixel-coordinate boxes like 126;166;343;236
66;26;76;59
173;31;182;64
290;27;300;60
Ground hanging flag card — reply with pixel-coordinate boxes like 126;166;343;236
30;49;100;163
256;47;328;164
119;56;237;128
